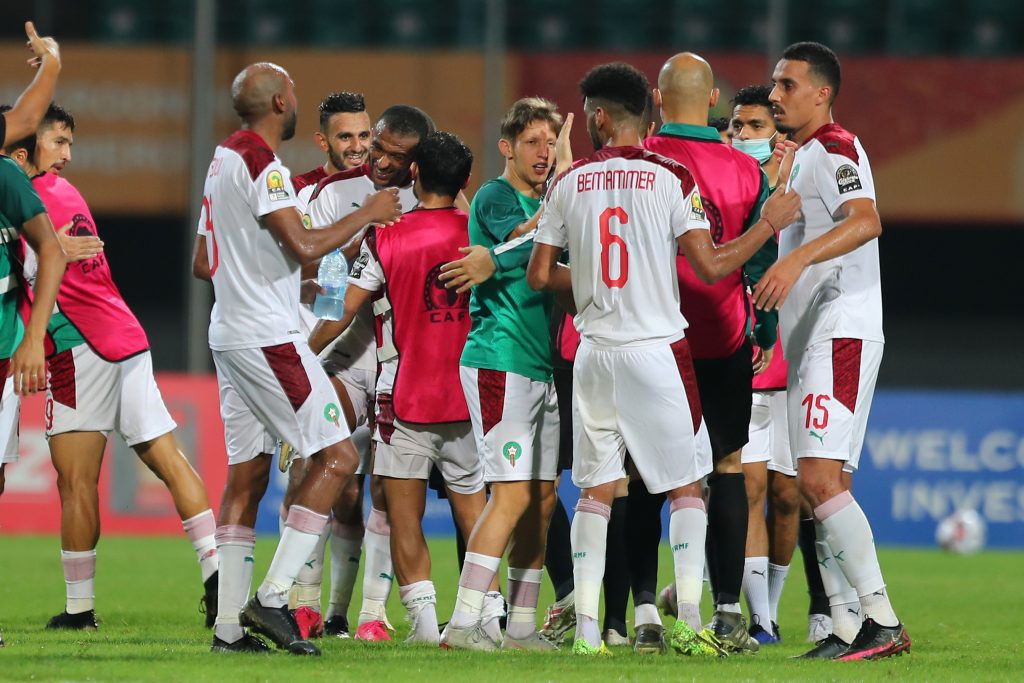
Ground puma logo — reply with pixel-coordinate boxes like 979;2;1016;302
848;607;861;617
809;430;826;445
751;570;766;578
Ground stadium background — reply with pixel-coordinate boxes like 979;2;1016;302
0;0;1021;550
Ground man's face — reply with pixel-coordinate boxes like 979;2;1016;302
36;122;73;175
506;120;558;188
282;79;298;141
731;104;778;141
769;59;822;133
584;99;603;150
369;124;420;188
319;111;371;171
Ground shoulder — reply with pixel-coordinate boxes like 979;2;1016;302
291;166;327;193
219;130;277;180
804;123;860;164
474;177;514;202
309;164;370;203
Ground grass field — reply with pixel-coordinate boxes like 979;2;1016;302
0;535;1021;681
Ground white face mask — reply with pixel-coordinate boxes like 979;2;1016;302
732;132;777;164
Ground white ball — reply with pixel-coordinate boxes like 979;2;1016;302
935;509;987;555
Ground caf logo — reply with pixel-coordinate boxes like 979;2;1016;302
700;196;724;243
69;213;95;236
424;262;469;321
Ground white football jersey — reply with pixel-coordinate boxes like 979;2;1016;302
347;236;397;394
536;146;710;347
778;124;883;359
307;167;417;374
198;130;303;351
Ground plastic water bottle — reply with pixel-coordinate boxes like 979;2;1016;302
313;249;347;321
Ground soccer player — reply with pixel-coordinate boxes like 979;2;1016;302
528;61;799;657
731;84;803;644
754;41;910;660
439;97;567;652
278;91;373;640
633;53;775;655
191;62;400;655
303;104;432;642
4;104;221;631
310;131;487;644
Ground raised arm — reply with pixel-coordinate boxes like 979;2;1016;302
264;188;400;266
2;22;61;146
308;284;373;355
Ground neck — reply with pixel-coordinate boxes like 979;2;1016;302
243;120;282;153
323;161;339;176
659;106;707;127
761;156;781;187
604;124;643;148
791;111;834;145
416;192;455;209
502;164;543;199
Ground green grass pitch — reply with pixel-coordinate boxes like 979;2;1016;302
0;535;1020;681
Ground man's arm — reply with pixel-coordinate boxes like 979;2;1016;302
308;284;373;355
526;242;571;292
191;234;211;281
2;22;61;147
752;197;881;311
11;212;65;395
264;189;400;266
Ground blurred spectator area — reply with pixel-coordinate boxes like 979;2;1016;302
2;0;1023;56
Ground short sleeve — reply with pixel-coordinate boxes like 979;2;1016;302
671;178;711;238
253;160;297;218
0;159;46;226
534;182;567;249
348;235;384;292
814;144;875;218
475;182;529;243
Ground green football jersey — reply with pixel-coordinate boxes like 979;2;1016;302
0;156;45;360
460;176;552;382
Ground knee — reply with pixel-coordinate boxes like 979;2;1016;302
770;475;800;515
797;473;840;510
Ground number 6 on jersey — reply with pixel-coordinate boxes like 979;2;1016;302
599;206;629;288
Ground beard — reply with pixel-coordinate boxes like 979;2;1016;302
282;110;297;141
587;120;603;151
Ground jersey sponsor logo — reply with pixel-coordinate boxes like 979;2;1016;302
502;441;522;467
836;164;862;195
689;192;707;223
324;402;341;426
267;170;289;202
790;163;801;184
350;251;370;279
424;262;469;323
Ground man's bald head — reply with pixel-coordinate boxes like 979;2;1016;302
231;62;291;122
657;52;716;114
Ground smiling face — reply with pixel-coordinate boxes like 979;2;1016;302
501;119;558;194
318;111;371;172
369;124;420;189
35;122;73;175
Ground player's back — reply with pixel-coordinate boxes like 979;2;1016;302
540;146;710;348
201;129;302;351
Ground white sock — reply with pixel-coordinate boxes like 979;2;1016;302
506;567;543;639
358;508;394;625
817;492;898;628
256;506;328;609
767;563;789;624
326;520;363;621
213;526;255;644
61;549;96;615
450;552;501;629
182;509;219;582
571;499;610;648
669;498;707;632
814;521;861;643
400;580;439;643
290;518;331;610
481;591;505;642
634;602;661;628
742;556;771;630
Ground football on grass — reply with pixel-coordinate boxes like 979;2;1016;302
935;509;986;554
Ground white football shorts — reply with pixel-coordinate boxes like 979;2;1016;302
373;416;482;495
742;390;796;476
1;373;18;463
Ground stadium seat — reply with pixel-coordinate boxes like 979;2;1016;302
95;0;153;43
958;0;1023;56
790;0;883;54
593;0;660;52
307;0;369;48
887;0;953;55
367;0;441;48
509;0;580;50
668;0;733;52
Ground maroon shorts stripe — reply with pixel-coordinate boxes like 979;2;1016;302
670;338;702;434
375;393;395;445
477;368;506;436
261;342;312;412
832;338;862;413
47;349;77;409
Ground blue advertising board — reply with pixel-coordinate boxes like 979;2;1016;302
256;390;1024;549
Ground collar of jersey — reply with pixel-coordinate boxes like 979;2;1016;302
657;122;722;142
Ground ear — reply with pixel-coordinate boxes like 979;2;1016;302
709;87;720;109
652;88;663;109
817;85;832;107
497;137;513;159
314;131;327;152
409;161;419;181
272;92;286;114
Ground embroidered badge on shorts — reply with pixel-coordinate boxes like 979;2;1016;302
502;441;522;467
324;403;341;426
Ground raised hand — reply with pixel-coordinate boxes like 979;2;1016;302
25;21;60;69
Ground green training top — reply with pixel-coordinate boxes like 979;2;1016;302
0;157;45;359
460;176;552;382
